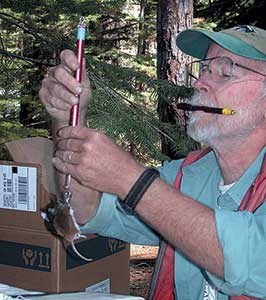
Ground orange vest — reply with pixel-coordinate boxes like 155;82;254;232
147;148;266;300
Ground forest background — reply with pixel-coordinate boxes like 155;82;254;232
0;0;265;162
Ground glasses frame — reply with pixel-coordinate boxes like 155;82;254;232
185;56;266;87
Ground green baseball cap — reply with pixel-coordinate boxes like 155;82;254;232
176;25;266;61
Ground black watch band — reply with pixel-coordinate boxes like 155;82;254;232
120;168;159;214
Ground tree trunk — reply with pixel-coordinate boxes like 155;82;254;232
137;0;146;57
157;0;193;159
137;0;153;57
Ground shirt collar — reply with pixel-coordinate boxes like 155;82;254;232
182;149;220;176
226;146;266;206
182;146;266;206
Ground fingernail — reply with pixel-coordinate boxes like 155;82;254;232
57;129;62;136
76;86;82;94
73;63;79;70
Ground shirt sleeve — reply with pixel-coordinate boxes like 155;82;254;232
206;208;266;298
79;193;160;245
79;159;183;246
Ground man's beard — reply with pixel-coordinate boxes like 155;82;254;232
187;93;220;144
186;91;264;145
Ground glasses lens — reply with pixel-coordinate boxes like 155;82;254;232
185;61;200;87
185;57;234;86
210;57;233;81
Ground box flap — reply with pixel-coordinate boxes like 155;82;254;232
4;137;56;195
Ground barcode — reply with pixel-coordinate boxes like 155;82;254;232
7;179;12;193
1;165;36;211
18;176;28;204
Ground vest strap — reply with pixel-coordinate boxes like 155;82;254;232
148;149;265;300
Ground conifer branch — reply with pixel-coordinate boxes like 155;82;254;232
0;12;40;39
0;49;55;66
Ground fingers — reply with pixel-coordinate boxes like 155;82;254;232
55;150;80;165
60;49;80;72
54;127;96;166
52;65;83;96
59;51;90;87
43;64;82;102
56;136;85;152
39;70;81;114
52;156;77;175
53;150;85;182
58;126;97;139
40;79;75;111
39;49;90;122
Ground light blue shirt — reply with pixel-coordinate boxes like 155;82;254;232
80;147;266;299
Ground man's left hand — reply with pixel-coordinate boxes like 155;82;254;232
53;126;144;199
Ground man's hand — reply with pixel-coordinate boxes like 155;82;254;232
39;49;91;124
53;126;145;199
39;49;99;225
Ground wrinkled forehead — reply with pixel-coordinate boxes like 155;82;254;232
206;43;262;67
206;43;241;60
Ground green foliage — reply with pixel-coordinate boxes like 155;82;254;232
0;120;48;144
0;0;198;163
2;0;263;164
0;98;20;120
88;68;196;162
196;0;266;30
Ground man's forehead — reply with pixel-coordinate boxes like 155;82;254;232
206;43;252;64
206;44;230;56
206;43;266;79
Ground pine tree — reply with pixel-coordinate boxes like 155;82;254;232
0;0;196;162
157;0;198;159
195;0;266;30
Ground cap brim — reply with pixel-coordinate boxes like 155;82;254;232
176;29;266;61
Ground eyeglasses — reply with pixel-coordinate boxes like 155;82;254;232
185;56;266;87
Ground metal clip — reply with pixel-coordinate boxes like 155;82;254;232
62;188;72;204
79;16;86;26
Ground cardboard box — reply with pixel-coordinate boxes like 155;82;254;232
0;137;57;232
0;225;129;294
0;138;130;293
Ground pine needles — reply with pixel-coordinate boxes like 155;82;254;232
0;2;197;165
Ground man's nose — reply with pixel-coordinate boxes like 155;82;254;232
193;76;210;93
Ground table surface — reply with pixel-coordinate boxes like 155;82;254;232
28;293;144;300
0;284;144;300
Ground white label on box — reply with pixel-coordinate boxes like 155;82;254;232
85;278;110;294
0;165;37;212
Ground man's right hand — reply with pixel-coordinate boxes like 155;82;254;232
39;49;101;225
39;49;91;124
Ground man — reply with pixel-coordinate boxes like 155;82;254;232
39;25;266;299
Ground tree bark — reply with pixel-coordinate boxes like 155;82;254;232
137;0;146;57
137;0;153;57
157;0;193;159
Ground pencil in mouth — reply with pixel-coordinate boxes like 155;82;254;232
176;103;235;115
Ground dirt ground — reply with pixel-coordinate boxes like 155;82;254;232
129;245;158;299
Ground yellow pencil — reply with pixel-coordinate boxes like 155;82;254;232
177;103;235;115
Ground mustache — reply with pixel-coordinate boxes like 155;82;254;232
190;92;215;107
185;93;235;115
